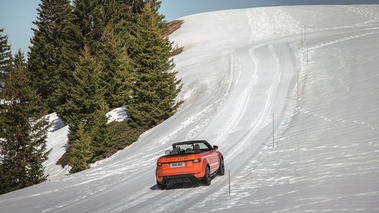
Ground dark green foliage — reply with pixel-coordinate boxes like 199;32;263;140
0;54;50;194
72;0;135;109
28;0;81;112
57;46;105;168
13;49;27;70
90;101;119;162
98;25;133;108
56;146;72;168
107;120;144;153
58;46;105;129
0;28;11;86
111;44;134;107
69;123;92;173
127;1;182;129
59;46;107;147
73;0;120;54
58;46;120;172
0;29;11;68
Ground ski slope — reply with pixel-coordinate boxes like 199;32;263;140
1;5;379;212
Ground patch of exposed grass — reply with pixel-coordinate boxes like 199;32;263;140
165;20;185;57
170;44;184;57
164;20;184;37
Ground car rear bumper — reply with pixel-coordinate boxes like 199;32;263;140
159;173;201;185
156;163;205;183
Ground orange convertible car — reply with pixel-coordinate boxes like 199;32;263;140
156;140;224;189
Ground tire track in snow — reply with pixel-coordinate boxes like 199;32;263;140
155;51;238;145
210;48;258;145
183;50;240;141
180;41;294;213
222;43;283;166
182;40;299;212
308;31;379;51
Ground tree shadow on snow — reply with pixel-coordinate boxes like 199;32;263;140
62;143;69;151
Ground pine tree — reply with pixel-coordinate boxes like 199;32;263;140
69;122;92;173
13;49;27;70
0;28;11;88
98;25;122;107
98;25;133;108
58;46;120;170
0;54;50;194
112;44;134;107
73;0;119;54
127;1;182;129
125;0;166;59
58;45;105;139
28;0;81;112
90;101;119;162
73;0;133;109
0;29;11;69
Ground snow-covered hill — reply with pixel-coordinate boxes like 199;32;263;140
1;5;379;213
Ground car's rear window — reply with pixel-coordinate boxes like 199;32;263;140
176;144;193;150
174;142;211;152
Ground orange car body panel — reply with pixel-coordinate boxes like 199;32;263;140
156;141;222;184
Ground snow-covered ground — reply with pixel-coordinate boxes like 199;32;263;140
1;5;379;213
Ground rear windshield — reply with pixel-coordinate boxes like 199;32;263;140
172;142;211;153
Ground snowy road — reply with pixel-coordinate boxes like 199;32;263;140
1;5;379;213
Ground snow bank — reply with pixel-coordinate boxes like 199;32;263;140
106;106;128;124
43;107;129;179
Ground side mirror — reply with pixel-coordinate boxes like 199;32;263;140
213;145;218;150
165;150;171;155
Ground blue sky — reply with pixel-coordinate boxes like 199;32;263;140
0;0;378;56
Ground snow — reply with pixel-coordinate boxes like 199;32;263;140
43;113;70;179
106;106;128;124
1;5;379;213
41;107;129;179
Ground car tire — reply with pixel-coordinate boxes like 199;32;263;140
202;166;211;186
218;157;225;176
157;181;167;190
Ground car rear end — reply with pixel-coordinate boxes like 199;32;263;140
156;154;205;185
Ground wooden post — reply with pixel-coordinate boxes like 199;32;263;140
307;41;309;65
229;169;231;196
297;70;299;100
304;25;306;41
273;113;275;148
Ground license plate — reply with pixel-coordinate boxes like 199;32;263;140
170;162;185;168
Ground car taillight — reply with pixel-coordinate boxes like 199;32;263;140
193;158;201;163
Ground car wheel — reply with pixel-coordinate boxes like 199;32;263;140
218;157;225;176
202;166;211;186
157;181;167;190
